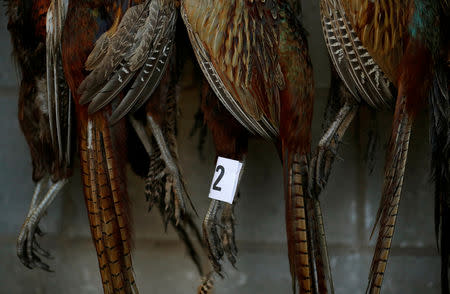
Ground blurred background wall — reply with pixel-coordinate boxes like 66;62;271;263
0;2;439;293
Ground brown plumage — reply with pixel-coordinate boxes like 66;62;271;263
62;1;138;292
6;0;73;271
62;0;207;292
200;81;248;273
136;47;206;275
316;0;447;293
181;1;331;293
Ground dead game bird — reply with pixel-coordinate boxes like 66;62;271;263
62;0;205;292
181;0;333;292
313;0;449;293
62;1;144;292
5;0;73;272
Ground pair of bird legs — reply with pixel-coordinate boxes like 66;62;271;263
202;100;359;290
16;114;190;270
17;100;358;292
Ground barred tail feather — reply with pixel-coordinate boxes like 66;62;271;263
284;150;333;294
284;152;312;293
80;114;137;294
368;96;413;294
197;272;214;294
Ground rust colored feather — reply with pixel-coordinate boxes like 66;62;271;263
80;113;136;294
62;1;138;293
185;1;328;292
367;96;412;294
340;0;412;84
181;0;283;139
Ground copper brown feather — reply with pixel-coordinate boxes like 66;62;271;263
62;1;138;293
316;0;446;293
182;1;332;293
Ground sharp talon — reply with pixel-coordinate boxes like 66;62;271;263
33;240;52;259
35;259;52;272
203;218;224;272
36;226;45;237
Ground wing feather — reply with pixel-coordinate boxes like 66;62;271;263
78;0;176;122
46;0;72;164
181;0;282;139
320;0;395;109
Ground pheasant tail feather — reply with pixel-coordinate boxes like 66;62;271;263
80;114;137;294
368;96;413;294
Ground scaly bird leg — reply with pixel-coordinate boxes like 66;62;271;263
310;101;358;196
203;199;225;274
129;115;153;156
17;177;47;266
308;100;358;293
17;178;67;271
147;115;187;220
131;115;188;221
131;116;205;273
220;194;238;266
203;160;244;274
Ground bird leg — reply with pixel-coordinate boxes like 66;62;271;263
130;116;207;275
17;178;67;271
310;101;358;196
147;115;187;220
130;115;188;221
203;199;225;274
220;193;238;266
203;161;244;274
129;115;153;155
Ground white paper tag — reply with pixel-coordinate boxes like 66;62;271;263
208;157;243;204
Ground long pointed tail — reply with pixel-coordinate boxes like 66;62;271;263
430;66;450;294
284;152;332;293
367;95;413;294
80;114;137;294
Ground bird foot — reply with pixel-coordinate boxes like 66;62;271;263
16;179;66;271
164;171;185;224
220;202;238;266
309;144;336;197
203;200;237;275
17;220;52;272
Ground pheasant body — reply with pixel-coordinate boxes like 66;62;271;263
317;0;448;293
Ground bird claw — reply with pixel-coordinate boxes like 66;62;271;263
309;145;335;197
221;203;238;267
17;221;52;271
203;200;238;274
164;172;185;225
203;217;224;274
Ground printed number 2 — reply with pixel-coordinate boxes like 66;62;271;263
213;165;225;191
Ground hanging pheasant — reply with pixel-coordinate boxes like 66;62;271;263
5;0;73;272
62;0;206;292
181;0;333;293
314;0;448;293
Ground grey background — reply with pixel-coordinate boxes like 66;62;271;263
0;2;439;294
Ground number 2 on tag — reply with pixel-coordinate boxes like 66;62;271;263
212;165;225;191
208;157;243;204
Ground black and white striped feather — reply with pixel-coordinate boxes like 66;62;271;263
320;0;395;109
78;0;177;124
46;0;72;164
